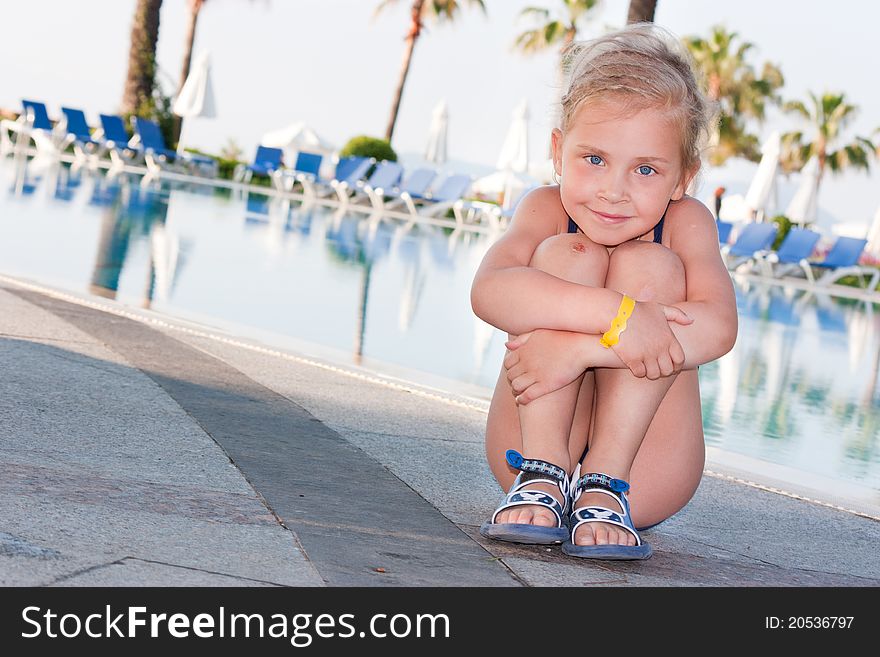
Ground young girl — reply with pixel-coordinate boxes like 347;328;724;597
471;24;737;560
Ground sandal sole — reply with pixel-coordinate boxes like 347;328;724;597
480;521;569;545
561;540;653;560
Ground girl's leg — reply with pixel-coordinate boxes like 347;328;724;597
573;240;700;546
486;232;608;527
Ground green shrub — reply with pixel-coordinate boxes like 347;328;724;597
339;135;397;163
835;272;880;291
769;214;793;250
214;157;242;181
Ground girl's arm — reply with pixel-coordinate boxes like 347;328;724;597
536;199;736;370
663;198;738;367
503;199;737;404
470;186;625;336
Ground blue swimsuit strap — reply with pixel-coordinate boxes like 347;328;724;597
568;201;671;243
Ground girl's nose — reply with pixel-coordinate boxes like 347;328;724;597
598;171;627;203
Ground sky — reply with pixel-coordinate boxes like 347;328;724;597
2;0;879;228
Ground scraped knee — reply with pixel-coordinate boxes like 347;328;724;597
529;233;609;285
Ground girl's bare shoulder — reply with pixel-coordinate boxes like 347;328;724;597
510;184;568;234
665;195;716;245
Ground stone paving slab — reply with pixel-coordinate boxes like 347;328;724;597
0;287;323;587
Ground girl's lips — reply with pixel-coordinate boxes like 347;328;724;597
591;208;631;222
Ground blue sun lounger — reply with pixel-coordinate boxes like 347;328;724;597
59;107;100;162
236;145;284;184
324;156;374;199
280;155;373;199
379;168;438;215
0;99;58;154
339;160;404;208
96;113;142;171
132;117;216;176
800;236;879;290
756;227;822;279
131;116;181;168
721;222;777;271
716;219;734;245
403;173;472;220
273;150;324;193
98;114;131;148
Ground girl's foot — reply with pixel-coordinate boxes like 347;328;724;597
479;451;571;545
570;488;637;546
569;467;639;547
493;476;563;528
562;469;652;559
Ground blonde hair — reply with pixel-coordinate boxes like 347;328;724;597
559;23;716;177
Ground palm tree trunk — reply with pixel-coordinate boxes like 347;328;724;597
353;262;372;365
385;0;425;143
121;0;163;115
626;0;657;23
172;0;204;145
89;206;131;300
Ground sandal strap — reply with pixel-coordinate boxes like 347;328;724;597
489;450;572;527
568;472;643;546
572;472;629;501
506;450;569;488
569;506;642;546
490;489;565;526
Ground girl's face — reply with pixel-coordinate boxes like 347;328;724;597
551;101;691;246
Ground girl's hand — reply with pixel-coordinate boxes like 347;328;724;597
611;300;692;379
503;329;589;405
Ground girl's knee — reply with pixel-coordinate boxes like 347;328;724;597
529;233;609;284
607;241;685;301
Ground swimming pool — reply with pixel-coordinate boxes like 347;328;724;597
2;158;878;511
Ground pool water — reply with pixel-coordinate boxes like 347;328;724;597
2;159;878;507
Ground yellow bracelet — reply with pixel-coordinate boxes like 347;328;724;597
600;294;636;348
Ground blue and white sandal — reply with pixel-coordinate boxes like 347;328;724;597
561;467;652;560
479;450;570;545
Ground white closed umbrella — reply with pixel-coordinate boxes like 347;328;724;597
496;99;529;173
425;99;448;165
172;51;216;155
785;156;820;227
261;122;335;165
743;131;780;221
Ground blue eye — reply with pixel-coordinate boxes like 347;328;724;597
587;155;604;165
637;165;656;176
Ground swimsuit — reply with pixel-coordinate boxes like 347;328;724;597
567;202;669;244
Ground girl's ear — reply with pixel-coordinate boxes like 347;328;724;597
550;128;563;178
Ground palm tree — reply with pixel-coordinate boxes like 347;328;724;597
513;0;601;57
779;92;875;189
376;0;487;143
626;0;656;23
121;0;164;116
685;26;784;166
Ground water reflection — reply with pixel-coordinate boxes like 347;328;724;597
5;160;183;309
700;279;880;488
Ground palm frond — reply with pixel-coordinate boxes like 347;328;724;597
373;0;397;20
783;100;809;118
519;6;550;20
